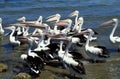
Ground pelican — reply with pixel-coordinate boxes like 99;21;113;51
62;55;86;75
69;10;79;31
57;40;73;58
34;33;50;51
32;16;43;35
46;14;61;35
84;29;110;60
69;11;98;41
53;38;85;74
20;37;44;74
0;18;4;35
54;19;73;34
100;18;120;50
5;26;21;47
17;16;26;22
17;16;42;25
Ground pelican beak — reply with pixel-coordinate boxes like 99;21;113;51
4;26;12;30
52;37;67;41
54;19;72;26
74;29;89;36
46;14;60;22
46;16;57;22
54;21;68;26
100;20;115;27
27;24;45;29
69;10;79;17
10;23;26;27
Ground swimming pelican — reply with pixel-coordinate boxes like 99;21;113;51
0;18;4;35
84;29;110;60
100;18;120;50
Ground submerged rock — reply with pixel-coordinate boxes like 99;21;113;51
13;72;32;79
0;63;8;73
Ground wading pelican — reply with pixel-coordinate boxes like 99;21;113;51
84;29;110;60
100;18;120;50
53;37;85;75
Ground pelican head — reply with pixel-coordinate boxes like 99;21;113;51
77;17;84;25
46;14;61;22
100;18;118;27
36;16;43;24
69;10;79;17
17;16;26;22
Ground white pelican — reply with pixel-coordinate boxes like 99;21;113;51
17;16;26;22
5;26;21;47
20;37;44;74
54;19;73;34
62;55;86;75
0;18;4;35
34;33;50;51
57;40;73;58
17;16;42;25
32;16;43;35
69;10;79;31
84;29;110;60
100;18;120;50
53;38;85;74
69;11;98;41
46;14;61;35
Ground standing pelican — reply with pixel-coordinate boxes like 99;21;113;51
69;10;79;31
100;18;120;50
69;12;98;41
46;14;61;35
5;26;21;47
20;37;44;74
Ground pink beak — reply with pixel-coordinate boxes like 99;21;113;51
100;20;114;27
54;21;68;26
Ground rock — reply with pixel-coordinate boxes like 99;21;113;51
0;63;8;73
35;70;57;79
13;72;32;79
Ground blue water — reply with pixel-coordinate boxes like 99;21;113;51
0;0;120;79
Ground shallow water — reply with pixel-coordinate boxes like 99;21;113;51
0;0;120;79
